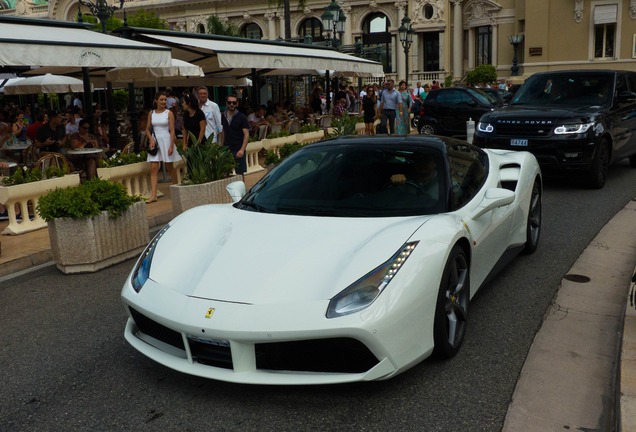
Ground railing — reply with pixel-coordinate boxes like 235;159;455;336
0;174;81;235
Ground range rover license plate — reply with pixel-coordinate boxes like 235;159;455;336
511;138;528;146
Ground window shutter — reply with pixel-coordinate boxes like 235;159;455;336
594;4;618;24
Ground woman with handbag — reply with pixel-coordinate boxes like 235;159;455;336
146;91;181;204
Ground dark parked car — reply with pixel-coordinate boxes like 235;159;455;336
473;70;636;188
481;87;513;105
417;87;501;137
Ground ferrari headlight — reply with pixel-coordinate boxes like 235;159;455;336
326;242;418;318
131;224;170;292
477;122;494;133
554;123;594;134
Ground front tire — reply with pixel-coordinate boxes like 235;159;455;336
433;245;470;359
419;122;437;135
587;139;610;189
522;179;541;254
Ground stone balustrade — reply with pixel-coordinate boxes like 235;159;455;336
0;174;81;235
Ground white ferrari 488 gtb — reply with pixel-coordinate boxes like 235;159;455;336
122;135;541;385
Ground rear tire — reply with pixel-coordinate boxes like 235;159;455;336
587;139;609;189
433;245;470;359
522;179;541;254
419;122;437;135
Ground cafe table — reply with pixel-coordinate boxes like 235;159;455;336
1;140;32;165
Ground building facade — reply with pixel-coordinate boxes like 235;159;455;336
3;0;636;83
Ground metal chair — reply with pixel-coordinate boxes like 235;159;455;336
318;115;333;130
121;142;135;154
288;119;301;134
269;123;283;134
257;124;269;140
35;152;70;174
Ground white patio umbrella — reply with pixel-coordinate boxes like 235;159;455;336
3;73;91;95
105;58;204;84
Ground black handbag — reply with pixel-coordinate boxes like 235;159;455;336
147;126;159;156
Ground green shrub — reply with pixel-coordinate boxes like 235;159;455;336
177;132;236;185
299;124;320;133
266;130;292;139
465;64;497;86
330;114;362;136
99;150;147;168
264;149;280;166
2;166;66;186
37;178;142;221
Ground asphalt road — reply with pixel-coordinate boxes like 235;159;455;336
2;160;636;432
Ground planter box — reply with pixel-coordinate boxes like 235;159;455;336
0;174;80;235
170;175;242;218
48;200;149;274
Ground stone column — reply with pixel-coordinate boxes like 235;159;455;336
265;12;277;40
467;27;474;70
491;23;498;72
342;4;352;46
451;0;464;81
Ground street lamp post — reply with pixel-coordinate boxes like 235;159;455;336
320;0;346;111
321;0;345;48
508;34;524;76
78;0;124;34
398;16;414;85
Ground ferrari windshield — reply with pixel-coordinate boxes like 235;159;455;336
238;143;448;217
511;72;614;107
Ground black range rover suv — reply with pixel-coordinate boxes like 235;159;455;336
473;70;636;188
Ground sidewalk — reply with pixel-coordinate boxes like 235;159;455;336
0;171;265;279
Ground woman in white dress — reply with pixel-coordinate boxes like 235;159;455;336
145;91;181;203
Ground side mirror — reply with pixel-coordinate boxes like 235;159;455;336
470;188;515;219
617;91;636;103
226;181;246;203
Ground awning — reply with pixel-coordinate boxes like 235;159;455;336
120;28;384;78
0;16;172;69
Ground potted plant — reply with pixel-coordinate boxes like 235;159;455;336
0;166;80;235
37;178;148;274
170;133;242;217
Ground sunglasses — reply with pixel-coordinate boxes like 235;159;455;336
227;101;238;105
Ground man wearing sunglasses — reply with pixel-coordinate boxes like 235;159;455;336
221;95;250;175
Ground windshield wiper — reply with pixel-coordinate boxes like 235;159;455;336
239;201;270;213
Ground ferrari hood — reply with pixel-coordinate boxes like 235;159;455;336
148;205;431;304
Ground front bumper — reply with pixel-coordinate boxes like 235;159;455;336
474;133;598;173
121;278;435;385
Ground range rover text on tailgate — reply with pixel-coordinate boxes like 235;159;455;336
473;70;636;188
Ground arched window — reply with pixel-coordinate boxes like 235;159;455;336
196;23;205;34
299;18;324;43
241;23;263;40
361;13;392;73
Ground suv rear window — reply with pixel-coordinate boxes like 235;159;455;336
512;73;614;107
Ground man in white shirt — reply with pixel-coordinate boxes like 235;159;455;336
196;86;222;143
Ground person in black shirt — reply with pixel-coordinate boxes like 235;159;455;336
35;110;68;153
181;92;206;148
221;94;250;176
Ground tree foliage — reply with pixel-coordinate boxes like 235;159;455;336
465;64;497;86
207;15;239;36
127;10;169;29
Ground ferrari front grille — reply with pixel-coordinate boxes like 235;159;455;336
129;307;185;350
255;338;379;373
188;339;233;369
